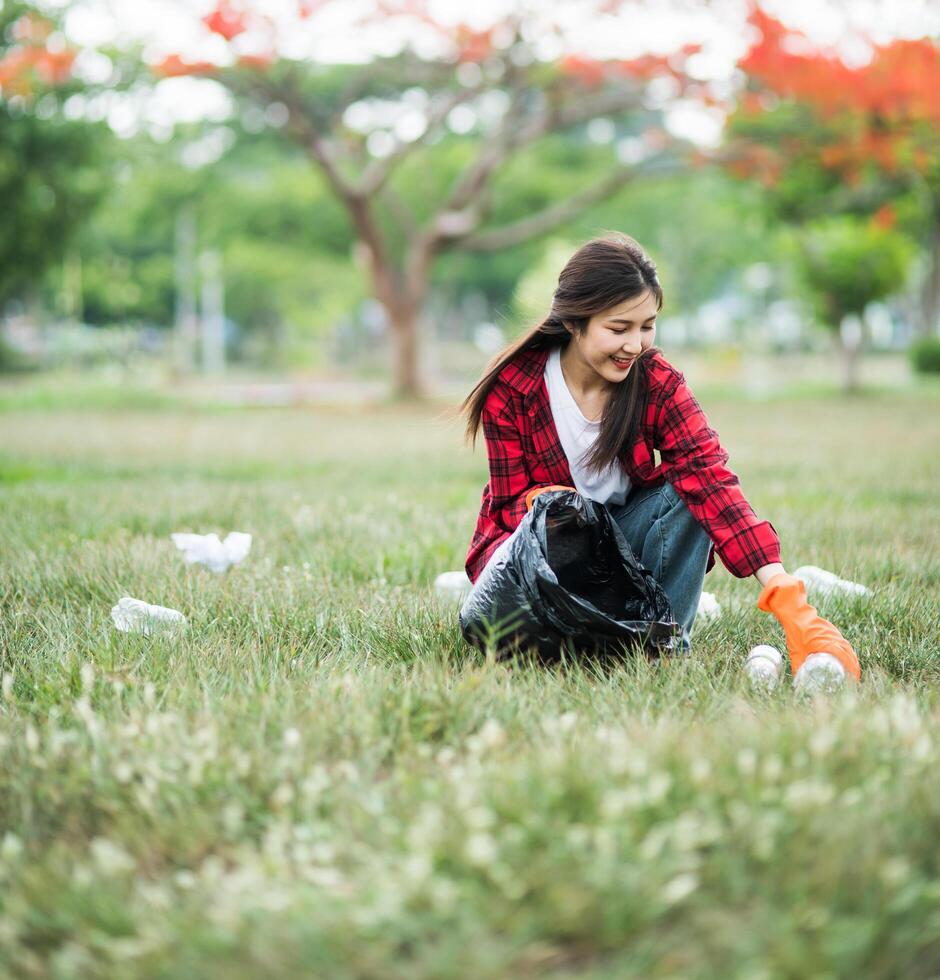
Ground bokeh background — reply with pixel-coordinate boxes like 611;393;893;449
2;0;940;403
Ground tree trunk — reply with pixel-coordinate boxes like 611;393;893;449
388;304;423;399
837;315;863;393
357;237;432;400
918;219;940;339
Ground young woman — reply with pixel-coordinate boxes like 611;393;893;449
460;233;860;681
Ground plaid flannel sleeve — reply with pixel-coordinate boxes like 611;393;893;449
656;373;782;578
480;387;533;539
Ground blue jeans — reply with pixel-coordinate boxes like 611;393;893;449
605;482;713;652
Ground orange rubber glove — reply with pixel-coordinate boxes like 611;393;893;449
756;572;861;681
525;484;577;511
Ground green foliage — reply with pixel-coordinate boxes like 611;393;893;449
909;336;940;375
0;6;111;306
513;237;579;325
788;215;916;328
69;127;361;356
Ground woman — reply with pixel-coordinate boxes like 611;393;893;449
460;233;860;681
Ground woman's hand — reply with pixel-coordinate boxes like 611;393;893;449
525;485;577;511
756;572;861;681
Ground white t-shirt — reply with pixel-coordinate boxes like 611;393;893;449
478;347;632;578
543;346;631;506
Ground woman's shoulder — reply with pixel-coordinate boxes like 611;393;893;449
495;345;551;390
643;348;686;392
483;346;552;413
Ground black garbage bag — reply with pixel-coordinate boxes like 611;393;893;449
459;489;682;662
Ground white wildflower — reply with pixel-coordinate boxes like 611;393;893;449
646;771;673;805
90;837;135;876
24;725;40;753
689;757;711;786
809;726;836;757
2;672;14;702
174;870;197;890
464;832;498;866
429;877;458;912
661;872;699;905
736;748;758;777
402;854;433;883
113;762;133;784
283;727;301;749
783;779;835;811
639;825;670;861
270;783;295;809
1;833;23;862
477;719;506;749
464;806;495;830
879;857;911;887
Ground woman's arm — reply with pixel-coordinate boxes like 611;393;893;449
754;562;786;588
655;372;781;578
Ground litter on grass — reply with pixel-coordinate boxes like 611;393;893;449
793;565;872;599
696;591;722;623
111;597;186;635
171;531;252;573
434;570;473;602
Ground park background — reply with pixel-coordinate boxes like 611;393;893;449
2;1;940;977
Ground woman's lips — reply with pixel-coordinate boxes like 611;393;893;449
611;356;634;368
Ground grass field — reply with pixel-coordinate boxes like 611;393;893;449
1;383;939;979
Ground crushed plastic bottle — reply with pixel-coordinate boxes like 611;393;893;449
745;644;783;690
793;652;846;694
792;565;871;600
111;597;186;636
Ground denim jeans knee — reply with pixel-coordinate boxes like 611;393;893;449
608;482;712;652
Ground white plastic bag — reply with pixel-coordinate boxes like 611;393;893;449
111;597;186;636
171;531;252;573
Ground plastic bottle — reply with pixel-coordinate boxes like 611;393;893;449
745;644;784;690
793;652;846;694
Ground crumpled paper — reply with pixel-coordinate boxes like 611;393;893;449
793;565;872;599
171;531;252;573
111;597;186;635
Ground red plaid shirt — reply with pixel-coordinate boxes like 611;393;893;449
465;345;781;583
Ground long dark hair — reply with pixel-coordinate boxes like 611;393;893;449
461;232;664;474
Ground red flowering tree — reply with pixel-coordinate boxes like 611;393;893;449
157;0;716;397
723;4;938;355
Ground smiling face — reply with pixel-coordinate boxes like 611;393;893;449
562;289;659;390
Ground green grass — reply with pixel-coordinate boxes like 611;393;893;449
0;389;939;979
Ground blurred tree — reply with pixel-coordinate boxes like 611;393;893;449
724;5;939;341
68;128;365;368
157;0;718;396
786;215;915;390
0;2;109;309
